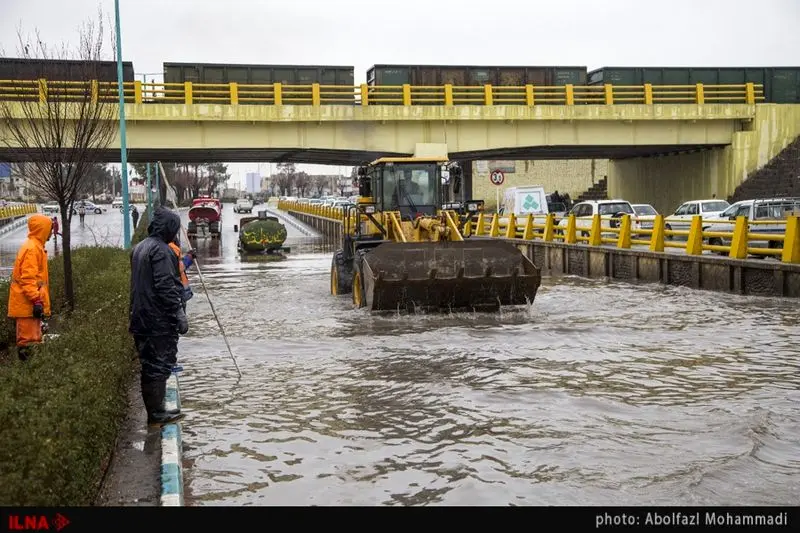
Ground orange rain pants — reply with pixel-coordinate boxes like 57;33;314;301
16;317;43;347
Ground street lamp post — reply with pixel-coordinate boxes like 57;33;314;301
114;0;132;249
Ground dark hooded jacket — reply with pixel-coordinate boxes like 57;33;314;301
129;207;184;336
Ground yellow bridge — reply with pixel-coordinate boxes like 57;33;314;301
1;80;798;213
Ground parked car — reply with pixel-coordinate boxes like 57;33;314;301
557;199;641;238
705;197;800;256
666;199;730;235
632;203;658;234
112;197;124;209
42;202;60;214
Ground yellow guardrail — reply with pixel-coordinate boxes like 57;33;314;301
0;79;766;106
0;203;38;220
277;199;800;265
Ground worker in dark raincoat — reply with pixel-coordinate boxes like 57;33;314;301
129;206;188;425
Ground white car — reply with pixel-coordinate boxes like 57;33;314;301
705;197;800;255
666;199;730;235
631;204;658;233
558;199;641;237
72;201;106;215
233;198;254;213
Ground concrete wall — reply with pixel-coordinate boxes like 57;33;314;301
609;104;800;214
514;239;800;299
471;159;609;211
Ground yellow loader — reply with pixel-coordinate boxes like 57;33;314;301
330;150;541;312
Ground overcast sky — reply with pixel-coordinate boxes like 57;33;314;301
1;0;797;186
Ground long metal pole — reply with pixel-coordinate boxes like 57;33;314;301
155;161;160;206
146;162;153;213
114;0;131;249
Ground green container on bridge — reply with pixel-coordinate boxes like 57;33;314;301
366;64;587;105
587;66;800;103
367;64;586;86
162;62;355;104
0;58;135;82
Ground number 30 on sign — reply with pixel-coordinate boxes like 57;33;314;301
490;170;505;186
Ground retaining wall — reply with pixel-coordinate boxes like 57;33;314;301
288;210;800;298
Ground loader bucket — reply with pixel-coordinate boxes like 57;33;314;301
359;239;541;312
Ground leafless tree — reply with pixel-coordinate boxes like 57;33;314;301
313;175;328;196
0;10;119;311
275;162;296;196
294;171;311;197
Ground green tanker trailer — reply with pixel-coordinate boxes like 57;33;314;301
234;211;291;257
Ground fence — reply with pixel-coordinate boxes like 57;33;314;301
277;199;800;265
0;80;765;106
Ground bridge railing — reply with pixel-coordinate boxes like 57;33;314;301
0;203;38;221
0;80;765;106
277;199;800;264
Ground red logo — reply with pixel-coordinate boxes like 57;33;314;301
7;513;69;531
53;514;69;532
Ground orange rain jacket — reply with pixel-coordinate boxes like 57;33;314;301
8;214;53;318
168;242;190;288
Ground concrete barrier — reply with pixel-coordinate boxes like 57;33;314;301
160;373;184;507
287;210;800;299
511;238;800;298
0;215;29;238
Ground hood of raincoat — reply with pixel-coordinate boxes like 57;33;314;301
147;206;181;244
27;214;52;244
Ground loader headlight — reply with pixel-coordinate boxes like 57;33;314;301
362;204;376;214
466;201;480;212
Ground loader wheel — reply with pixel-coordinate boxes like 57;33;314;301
330;250;352;295
352;258;366;309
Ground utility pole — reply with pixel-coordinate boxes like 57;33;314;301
146;162;153;213
114;0;131;248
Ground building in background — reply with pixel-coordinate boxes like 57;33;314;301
245;172;261;194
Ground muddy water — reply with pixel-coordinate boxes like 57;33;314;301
177;204;800;506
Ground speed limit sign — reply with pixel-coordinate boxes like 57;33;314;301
490;170;505;186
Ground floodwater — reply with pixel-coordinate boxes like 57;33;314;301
173;203;800;506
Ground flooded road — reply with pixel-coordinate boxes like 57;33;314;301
0;204;145;273
134;203;800;505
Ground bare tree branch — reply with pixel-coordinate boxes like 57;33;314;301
0;9;120;310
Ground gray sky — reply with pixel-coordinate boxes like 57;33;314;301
2;0;798;186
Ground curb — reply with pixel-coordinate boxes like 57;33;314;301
160;372;184;506
0;215;30;239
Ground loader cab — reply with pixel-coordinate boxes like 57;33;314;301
357;158;450;220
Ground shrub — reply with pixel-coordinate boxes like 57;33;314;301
0;247;136;505
131;207;150;246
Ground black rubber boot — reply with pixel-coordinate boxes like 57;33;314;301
142;380;184;425
17;346;31;362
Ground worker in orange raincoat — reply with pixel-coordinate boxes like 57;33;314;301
168;236;195;309
7;214;53;361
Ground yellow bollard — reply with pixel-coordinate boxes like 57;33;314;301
728;216;748;259
617;214;632;249
649;214;665;252
588;214;602;246
685;215;704;255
